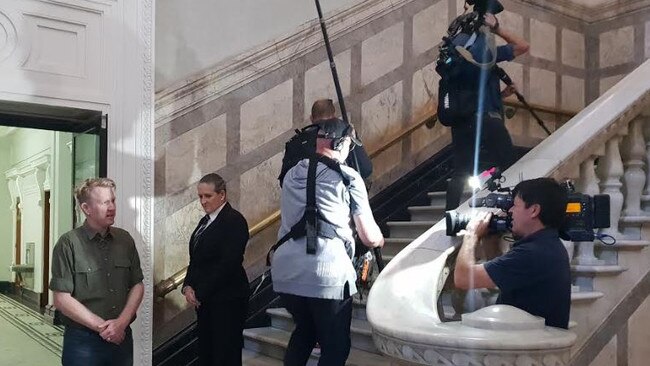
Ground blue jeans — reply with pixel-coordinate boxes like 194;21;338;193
62;326;133;366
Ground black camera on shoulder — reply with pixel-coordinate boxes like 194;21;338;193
445;170;611;242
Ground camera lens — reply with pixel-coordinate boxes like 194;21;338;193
445;210;470;236
445;210;513;236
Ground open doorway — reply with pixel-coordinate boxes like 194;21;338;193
0;101;106;314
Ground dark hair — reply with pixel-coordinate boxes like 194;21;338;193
311;99;336;121
199;173;226;193
511;177;567;229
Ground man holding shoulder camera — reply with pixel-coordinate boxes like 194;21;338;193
454;177;571;329
444;0;530;210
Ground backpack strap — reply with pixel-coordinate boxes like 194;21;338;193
267;155;352;266
305;157;319;255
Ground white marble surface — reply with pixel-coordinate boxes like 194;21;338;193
304;50;351;121
239;153;282;224
600;26;635;68
362;81;404;148
530;19;557;62
412;1;448;57
361;22;404;85
240;80;293;155
165;113;227;194
562;28;585;69
646;22;650;59
600;74;625;96
410;61;438;118
562;75;585;111
529;67;556;106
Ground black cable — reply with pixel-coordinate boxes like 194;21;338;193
494;66;552;136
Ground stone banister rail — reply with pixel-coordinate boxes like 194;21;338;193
367;59;650;365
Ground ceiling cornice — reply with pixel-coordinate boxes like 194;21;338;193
519;0;650;22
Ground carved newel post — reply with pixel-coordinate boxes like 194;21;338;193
621;118;646;217
573;156;604;265
596;135;625;238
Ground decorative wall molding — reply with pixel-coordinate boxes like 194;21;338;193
154;0;413;126
138;0;155;363
521;0;650;22
5;153;51;207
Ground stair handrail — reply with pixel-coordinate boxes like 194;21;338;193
155;100;578;299
366;59;650;364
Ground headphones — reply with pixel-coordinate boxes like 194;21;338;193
331;124;353;152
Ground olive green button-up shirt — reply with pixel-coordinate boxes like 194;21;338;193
50;223;144;329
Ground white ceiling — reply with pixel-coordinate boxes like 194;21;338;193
522;0;650;22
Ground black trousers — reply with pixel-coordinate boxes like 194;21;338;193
446;113;516;210
196;296;248;366
279;288;353;366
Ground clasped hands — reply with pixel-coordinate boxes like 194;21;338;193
97;318;128;345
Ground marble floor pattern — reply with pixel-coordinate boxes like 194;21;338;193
0;293;62;365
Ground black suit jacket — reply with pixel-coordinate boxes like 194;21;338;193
183;202;250;302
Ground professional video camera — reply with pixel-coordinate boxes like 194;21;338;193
445;169;612;242
444;0;503;39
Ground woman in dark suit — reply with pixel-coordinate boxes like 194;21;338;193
182;173;250;366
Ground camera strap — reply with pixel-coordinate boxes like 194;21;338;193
455;26;497;70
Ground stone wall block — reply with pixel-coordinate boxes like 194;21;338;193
239;152;283;225
529;67;556;107
362;81;404;150
165;113;227;194
361;22;404;85
240;80;293;155
561;75;585;112
304;50;351;120
562;28;585;69
413;1;448;56
530;19;557;61
599;26;635;68
411;61;438;119
600;74;625;95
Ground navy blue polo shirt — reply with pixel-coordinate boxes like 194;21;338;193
452;32;515;115
484;228;571;328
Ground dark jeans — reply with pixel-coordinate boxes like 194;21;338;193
279;286;352;366
446;113;516;210
62;326;133;366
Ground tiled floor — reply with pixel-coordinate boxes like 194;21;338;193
0;293;62;365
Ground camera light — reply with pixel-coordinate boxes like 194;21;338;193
468;167;498;191
468;176;482;191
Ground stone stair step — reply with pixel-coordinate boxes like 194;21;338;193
382;238;411;256
243;327;391;366
619;215;650;225
386;221;435;239
408;205;446;221
266;308;377;354
243;348;284;366
427;191;447;206
596;239;650;250
571;265;626;275
570;291;604;303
